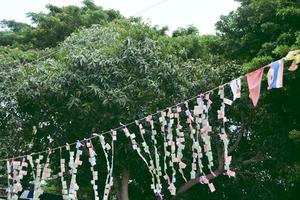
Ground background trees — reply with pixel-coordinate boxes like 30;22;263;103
0;0;299;199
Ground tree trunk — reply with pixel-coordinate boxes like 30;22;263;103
116;168;129;200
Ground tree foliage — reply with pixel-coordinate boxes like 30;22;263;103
0;0;122;49
0;0;300;199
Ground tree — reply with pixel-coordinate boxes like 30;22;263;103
0;0;123;49
1;0;300;199
216;0;300;62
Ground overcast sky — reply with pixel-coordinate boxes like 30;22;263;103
0;0;239;34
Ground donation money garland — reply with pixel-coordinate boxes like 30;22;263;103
1;50;300;200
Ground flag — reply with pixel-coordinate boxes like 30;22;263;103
267;59;284;90
247;68;264;107
230;78;241;101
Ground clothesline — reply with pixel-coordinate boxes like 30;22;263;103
0;56;286;163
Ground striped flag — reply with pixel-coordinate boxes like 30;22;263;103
267;59;284;90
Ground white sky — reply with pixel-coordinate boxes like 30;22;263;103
0;0;239;34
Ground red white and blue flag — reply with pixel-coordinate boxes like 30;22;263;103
267;59;284;90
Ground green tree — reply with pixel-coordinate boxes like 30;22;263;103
216;0;300;62
0;0;123;49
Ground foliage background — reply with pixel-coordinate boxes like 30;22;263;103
0;0;299;199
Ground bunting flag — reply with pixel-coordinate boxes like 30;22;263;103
267;59;284;90
285;50;300;71
247;68;264;107
230;78;241;101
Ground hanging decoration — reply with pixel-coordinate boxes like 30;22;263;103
267;59;284;90
175;105;187;183
6;158;28;200
199;93;214;173
135;120;158;192
96;133;115;200
59;148;68;200
218;86;235;178
190;96;204;179
31;155;45;200
0;52;299;199
246;68;264;107
195;92;215;192
159;111;172;193
87;140;99;200
145;115;163;196
166;107;177;196
122;127;156;193
66;141;83;199
230;78;241;101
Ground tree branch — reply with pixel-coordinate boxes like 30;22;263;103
229;112;246;154
176;141;225;196
242;155;274;165
228;130;243;154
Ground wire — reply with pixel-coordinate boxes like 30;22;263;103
132;0;170;16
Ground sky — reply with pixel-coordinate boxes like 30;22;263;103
0;0;239;34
